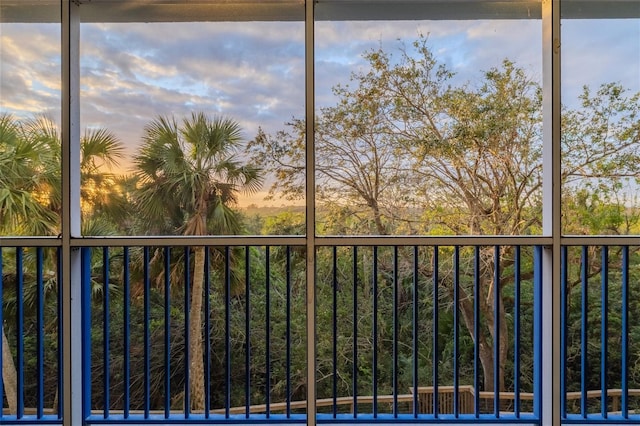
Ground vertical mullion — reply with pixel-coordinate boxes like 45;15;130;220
352;245;358;418
184;247;190;417
226;246;232;418
453;246;460;418
560;246;567;419
103;247;110;419
372;246;378;418
392;246;399;418
433;246;439;417
61;2;82;424
332;246;338;418
17;247;24;419
621;245;629;418
580;245;588;418
412;245;419;418
542;0;562;421
494;245;500;418
244;247;250;419
37;247;45;419
164;246;171;419
474;246;480;417
304;0;317;423
123;247;130;419
600;246;608;418
204;247;211;418
143;247;151;419
286;246;292;418
514;246;521;418
265;246;271;418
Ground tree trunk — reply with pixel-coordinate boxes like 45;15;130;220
458;277;508;395
188;246;206;411
2;324;17;414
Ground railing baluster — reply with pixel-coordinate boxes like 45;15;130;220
184;247;190;417
494;245;500;418
373;246;378;418
37;247;44;419
16;247;24;419
226;246;232;418
412;245;419;418
205;247;211;418
533;246;542;419
601;245;608;418
143;247;151;419
392;246;399;418
581;245;588;418
123;247;130;419
433;245;439;417
622;245;629;419
474;245;480;417
353;245;358;418
82;248;93;421
103;247;110;419
244;246;250;419
285;246;292;418
332;246;338;418
561;246;567;419
164;246;171;419
0;249;4;421
265;246;271;418
514;245;521;418
453;246;460;418
57;247;63;419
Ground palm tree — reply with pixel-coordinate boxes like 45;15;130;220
1;114;59;414
133;112;262;410
1;113;126;413
0;114;60;236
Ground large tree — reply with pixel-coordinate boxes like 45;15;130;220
133;112;262;410
247;37;640;393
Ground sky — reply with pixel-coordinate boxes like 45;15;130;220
1;3;639;207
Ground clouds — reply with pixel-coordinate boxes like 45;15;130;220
77;21;306;163
1;12;639;173
0;23;61;120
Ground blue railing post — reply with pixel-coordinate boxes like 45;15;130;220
581;246;589;418
16;247;24;419
622;246;629;419
0;248;3;421
560;246;568;419
533;245;542;420
601;246;609;418
36;247;45;419
81;247;93;421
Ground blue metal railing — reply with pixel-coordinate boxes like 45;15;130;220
5;242;640;423
0;246;63;423
1;243;542;424
561;245;640;422
313;244;541;422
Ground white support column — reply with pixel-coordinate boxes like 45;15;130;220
304;1;317;426
541;0;561;426
61;1;82;425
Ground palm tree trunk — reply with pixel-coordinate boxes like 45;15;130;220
2;324;17;414
189;246;206;411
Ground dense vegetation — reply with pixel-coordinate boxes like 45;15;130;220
3;39;640;414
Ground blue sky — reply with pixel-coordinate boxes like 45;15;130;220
1;12;639;204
